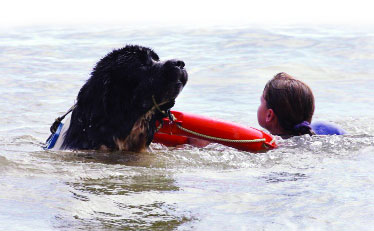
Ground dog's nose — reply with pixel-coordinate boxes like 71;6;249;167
167;59;185;69
175;60;185;68
164;59;188;85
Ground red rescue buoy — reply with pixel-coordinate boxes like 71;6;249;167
153;111;277;152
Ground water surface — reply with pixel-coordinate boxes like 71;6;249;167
0;24;373;230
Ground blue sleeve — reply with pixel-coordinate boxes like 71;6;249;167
311;121;346;135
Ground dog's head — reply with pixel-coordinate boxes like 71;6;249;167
88;45;187;115
71;45;187;151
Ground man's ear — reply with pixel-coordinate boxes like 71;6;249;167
265;109;276;123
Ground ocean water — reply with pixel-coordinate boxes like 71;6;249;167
0;24;373;231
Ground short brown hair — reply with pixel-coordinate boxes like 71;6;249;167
263;72;315;135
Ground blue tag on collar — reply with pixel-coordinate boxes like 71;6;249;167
44;122;64;149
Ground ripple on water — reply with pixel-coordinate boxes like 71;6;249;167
1;25;374;230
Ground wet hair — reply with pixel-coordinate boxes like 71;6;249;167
263;72;315;136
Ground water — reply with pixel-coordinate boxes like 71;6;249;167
1;24;373;230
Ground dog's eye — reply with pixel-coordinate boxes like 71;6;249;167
151;53;159;62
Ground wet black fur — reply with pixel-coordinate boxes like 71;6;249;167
61;45;187;151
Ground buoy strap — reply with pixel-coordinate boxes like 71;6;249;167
175;123;267;143
168;112;273;144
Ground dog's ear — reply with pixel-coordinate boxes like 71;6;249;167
102;72;138;116
102;74;115;115
146;48;159;62
137;48;159;66
150;50;159;61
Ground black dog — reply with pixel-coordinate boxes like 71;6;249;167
53;45;187;152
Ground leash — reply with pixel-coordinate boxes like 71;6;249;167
47;96;164;138
47;103;76;139
47;97;275;148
